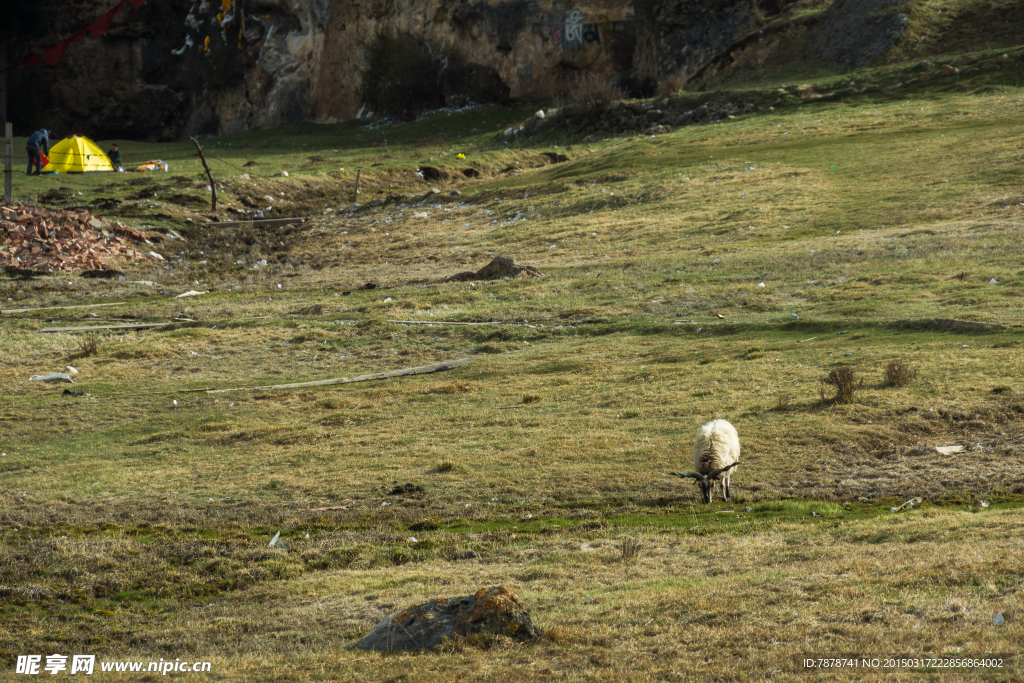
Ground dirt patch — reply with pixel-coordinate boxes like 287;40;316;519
37;187;75;204
541;152;569;164
419;166;449;182
388;483;425;496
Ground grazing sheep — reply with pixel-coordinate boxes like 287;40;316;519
669;419;740;503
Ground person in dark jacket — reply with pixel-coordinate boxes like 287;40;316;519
26;129;50;175
106;143;123;171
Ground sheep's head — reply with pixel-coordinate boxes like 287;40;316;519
675;463;738;504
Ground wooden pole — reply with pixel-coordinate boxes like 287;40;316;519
353;168;360;202
206;358;473;394
189;137;217;211
4;122;12;205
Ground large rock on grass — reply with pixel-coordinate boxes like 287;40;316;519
346;586;541;652
443;256;542;283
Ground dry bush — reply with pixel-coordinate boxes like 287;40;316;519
884;360;916;387
820;366;863;404
76;334;101;358
619;537;642;562
655;74;686;99
568;73;624;115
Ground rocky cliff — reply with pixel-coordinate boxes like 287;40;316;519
5;0;887;141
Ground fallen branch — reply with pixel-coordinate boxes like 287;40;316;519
206;358;472;394
2;302;128;315
40;322;172;333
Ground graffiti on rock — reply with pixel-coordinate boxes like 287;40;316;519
556;8;634;53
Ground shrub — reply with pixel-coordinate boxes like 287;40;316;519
77;334;100;358
884;360;916;387
820;366;863;404
568;73;624;116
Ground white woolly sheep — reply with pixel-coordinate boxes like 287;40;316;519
669;419;740;503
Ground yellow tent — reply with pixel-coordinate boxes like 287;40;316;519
43;135;114;173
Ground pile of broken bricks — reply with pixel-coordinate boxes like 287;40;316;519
1;203;163;273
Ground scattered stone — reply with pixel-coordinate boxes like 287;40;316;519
890;496;922;512
346;586;541;652
443;256;542;283
274;170;289;177
941;64;959;76
540;152;568;164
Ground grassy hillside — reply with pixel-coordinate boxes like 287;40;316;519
2;26;1024;683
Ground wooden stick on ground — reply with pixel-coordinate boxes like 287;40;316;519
190;137;217;211
205;358;472;394
40;322;172;334
2;302;129;315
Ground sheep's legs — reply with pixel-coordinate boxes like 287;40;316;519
723;476;731;501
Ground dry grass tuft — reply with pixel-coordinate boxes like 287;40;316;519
72;333;101;358
773;393;792;411
820;366;864;404
619;537;642;562
884;360;917;387
568;73;624;115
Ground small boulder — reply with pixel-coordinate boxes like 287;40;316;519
443;256;542;283
941;64;959;76
346;586;541;652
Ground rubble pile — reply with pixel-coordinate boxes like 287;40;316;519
0;203;160;273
